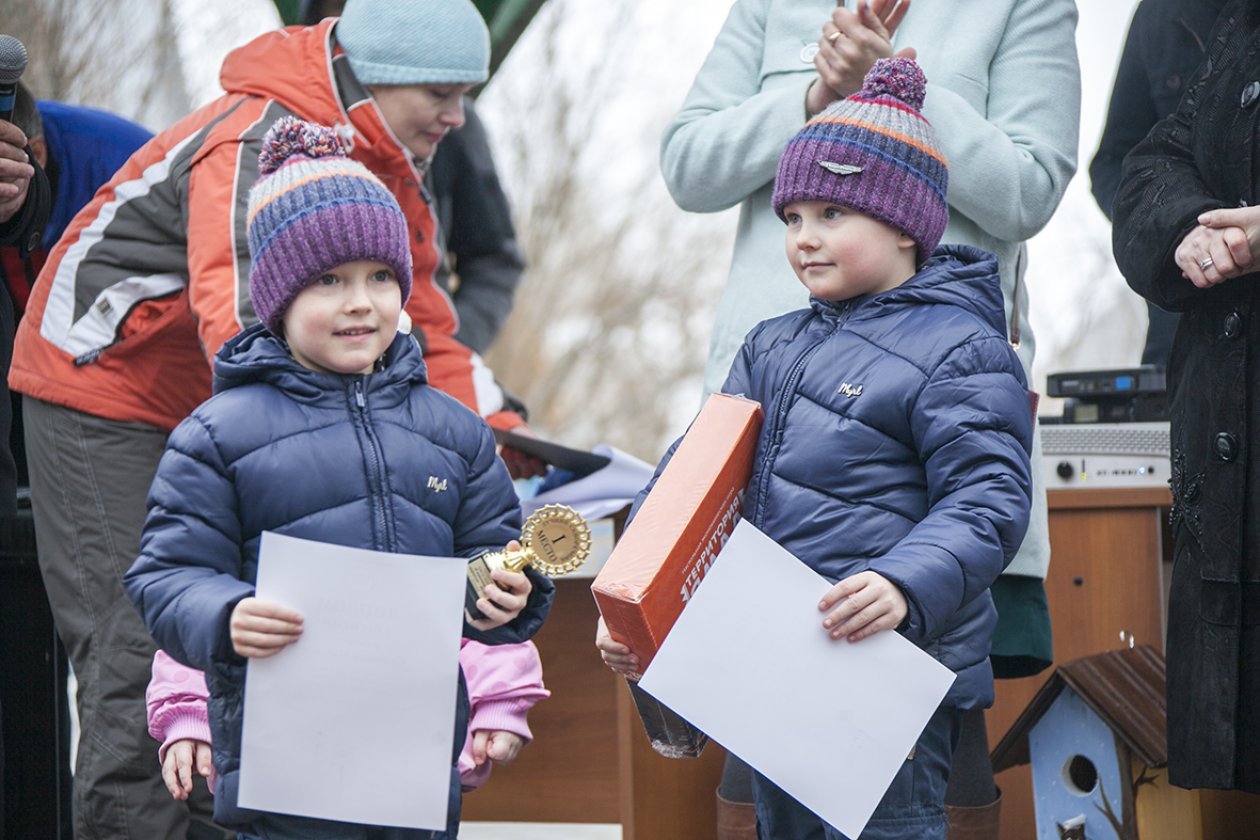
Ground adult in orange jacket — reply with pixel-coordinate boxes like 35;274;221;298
8;2;525;836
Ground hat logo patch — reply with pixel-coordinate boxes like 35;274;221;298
819;161;864;176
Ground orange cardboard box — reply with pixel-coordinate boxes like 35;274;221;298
592;393;763;672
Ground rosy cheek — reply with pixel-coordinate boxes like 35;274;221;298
289;313;325;339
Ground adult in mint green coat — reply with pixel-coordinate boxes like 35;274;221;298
660;0;1080;833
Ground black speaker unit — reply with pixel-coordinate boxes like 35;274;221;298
1046;366;1169;424
1046;365;1166;398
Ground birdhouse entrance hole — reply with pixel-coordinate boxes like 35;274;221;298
1062;754;1098;796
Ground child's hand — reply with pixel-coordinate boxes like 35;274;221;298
230;597;303;658
594;616;640;679
466;544;534;632
162;738;214;800
471;729;526;768
819;571;908;642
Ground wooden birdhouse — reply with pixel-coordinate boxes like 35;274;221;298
990;646;1201;840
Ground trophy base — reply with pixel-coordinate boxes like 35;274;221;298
465;554;498;621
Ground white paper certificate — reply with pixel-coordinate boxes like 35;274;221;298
237;531;467;830
638;520;957;838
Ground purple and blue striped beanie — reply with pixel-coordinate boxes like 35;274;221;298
772;58;949;263
246;116;412;334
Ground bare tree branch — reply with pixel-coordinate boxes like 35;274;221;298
481;0;734;461
0;0;189;127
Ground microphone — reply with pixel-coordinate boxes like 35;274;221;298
0;35;29;123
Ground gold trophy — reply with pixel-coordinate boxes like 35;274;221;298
466;504;591;620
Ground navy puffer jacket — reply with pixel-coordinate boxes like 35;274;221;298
721;245;1033;709
124;324;552;828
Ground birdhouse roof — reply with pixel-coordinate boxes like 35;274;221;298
991;645;1167;773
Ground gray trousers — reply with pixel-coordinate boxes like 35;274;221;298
24;397;226;839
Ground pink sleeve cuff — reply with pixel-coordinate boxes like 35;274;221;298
155;708;213;764
466;697;539;741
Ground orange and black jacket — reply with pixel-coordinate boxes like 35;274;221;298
10;20;519;432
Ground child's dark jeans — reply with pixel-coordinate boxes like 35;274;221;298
752;704;961;840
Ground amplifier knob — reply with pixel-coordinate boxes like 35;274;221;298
1056;461;1075;480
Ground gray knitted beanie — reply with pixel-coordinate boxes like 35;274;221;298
337;0;490;86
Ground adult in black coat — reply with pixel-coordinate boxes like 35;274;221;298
1089;0;1225;368
1112;0;1260;793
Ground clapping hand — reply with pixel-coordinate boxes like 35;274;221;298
807;0;916;116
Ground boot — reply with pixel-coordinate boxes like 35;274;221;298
716;791;758;840
945;788;1002;840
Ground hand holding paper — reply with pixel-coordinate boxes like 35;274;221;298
239;532;468;829
637;521;955;838
230;597;304;658
819;570;909;642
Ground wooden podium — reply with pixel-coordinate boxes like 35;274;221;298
462;507;726;838
460;573;727;837
460;576;622;824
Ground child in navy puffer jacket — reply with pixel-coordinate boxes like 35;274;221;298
598;59;1033;840
123;117;553;839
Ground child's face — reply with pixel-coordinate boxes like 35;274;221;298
368;83;476;161
783;201;917;301
282;260;402;376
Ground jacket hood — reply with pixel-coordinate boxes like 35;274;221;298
220;22;344;126
814;244;1007;336
212;323;427;400
219;20;417;180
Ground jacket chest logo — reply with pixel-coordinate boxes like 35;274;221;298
427;476;448;492
837;382;864;398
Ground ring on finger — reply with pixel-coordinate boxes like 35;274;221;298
1200;256;1214;271
828;30;844;42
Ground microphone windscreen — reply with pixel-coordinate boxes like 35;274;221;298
0;35;28;85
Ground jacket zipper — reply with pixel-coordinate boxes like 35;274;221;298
352;378;394;552
752;304;851;526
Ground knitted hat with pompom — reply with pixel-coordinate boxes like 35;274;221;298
246;116;412;334
772;58;949;263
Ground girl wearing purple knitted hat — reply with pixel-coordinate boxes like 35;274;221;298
601;58;1033;839
123;117;553;839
